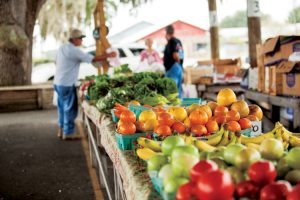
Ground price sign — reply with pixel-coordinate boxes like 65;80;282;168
247;0;261;17
209;11;218;27
251;121;262;137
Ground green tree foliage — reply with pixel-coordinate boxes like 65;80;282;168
38;0;150;41
220;10;273;28
287;6;300;23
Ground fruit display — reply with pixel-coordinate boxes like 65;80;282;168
85;82;300;199
132;88;300;199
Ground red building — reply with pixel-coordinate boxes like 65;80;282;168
137;20;209;65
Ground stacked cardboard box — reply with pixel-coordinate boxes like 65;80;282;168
257;35;300;96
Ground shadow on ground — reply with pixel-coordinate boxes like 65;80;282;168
0;110;95;200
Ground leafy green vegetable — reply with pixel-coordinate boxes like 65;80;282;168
113;64;132;75
156;77;178;96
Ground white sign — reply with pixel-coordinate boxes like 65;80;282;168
251;121;262;137
247;0;261;17
209;11;218;27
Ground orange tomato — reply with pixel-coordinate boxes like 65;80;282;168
157;112;175;127
239;118;252;130
215;115;227;125
172;121;186;134
206;120;219;133
246;115;259;121
191;125;208;136
214;105;229;117
120;110;136;123
117;122;136;134
135;121;146;132
189;110;209;125
226;110;240;122
154;125;172;136
224;121;241;133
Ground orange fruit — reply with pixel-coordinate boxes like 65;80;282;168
191;125;208;136
154;125;172;136
226;110;240;122
189;110;208;125
117;122;136;134
167;106;187;122
224;121;241;133
138;110;156;122
120;110;136;123
197;105;212;118
214;105;229;117
206;120;219;133
239;118;252;130
157;112;175;127
217;88;237;106
172;121;186;134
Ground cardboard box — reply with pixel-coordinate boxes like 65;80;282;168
277;61;300;96
248;67;259;90
184;67;213;84
198;58;241;75
263;35;300;66
256;44;265;92
269;66;283;96
264;66;270;93
198;76;213;85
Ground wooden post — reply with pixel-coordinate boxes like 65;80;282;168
247;0;262;68
94;0;111;74
208;0;220;59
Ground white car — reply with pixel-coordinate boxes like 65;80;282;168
32;43;145;83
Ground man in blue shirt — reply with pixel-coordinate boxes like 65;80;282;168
163;25;184;97
54;29;115;140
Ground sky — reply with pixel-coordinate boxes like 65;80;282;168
109;0;300;35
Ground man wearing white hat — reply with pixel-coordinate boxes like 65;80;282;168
54;29;115;140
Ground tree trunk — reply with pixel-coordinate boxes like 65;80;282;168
0;0;45;86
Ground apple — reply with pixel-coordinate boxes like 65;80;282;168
161;136;185;156
248;104;263;120
158;164;173;180
172;154;199;178
210;157;227;169
260;181;292;200
226;166;245;184
163;175;189;193
287;184;300;200
207;146;226;159
276;157;291;178
235;147;261;170
171;145;199;160
190;160;218;182
285;147;300;169
284;169;300;184
260;138;284;160
223;144;246;165
147;154;168;171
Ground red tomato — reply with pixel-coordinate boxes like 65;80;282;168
196;169;235;200
260;181;292;200
239;118;252;130
190;160;218;183
235;180;260;199
248;161;277;187
176;182;198;200
287;184;300;200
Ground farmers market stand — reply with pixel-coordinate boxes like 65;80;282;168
81;100;160;200
245;90;300;131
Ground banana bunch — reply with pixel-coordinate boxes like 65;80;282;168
240;122;300;148
136;148;157;161
137;137;162;152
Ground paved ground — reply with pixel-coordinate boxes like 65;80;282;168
0;109;95;200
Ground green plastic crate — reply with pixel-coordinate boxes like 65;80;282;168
180;98;205;106
240;128;252;137
115;132;147;150
111;109;119;122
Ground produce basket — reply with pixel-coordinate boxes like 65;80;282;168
111;109;119;122
180;98;205;106
128;104;151;119
148;171;176;200
115;132;148;150
240;128;252;137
